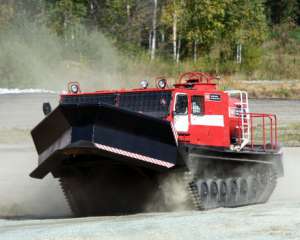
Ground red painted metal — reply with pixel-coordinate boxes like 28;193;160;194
270;118;273;147
251;116;254;149
263;117;266;150
63;87;173;97
275;115;278;147
240;113;278;150
177;72;217;84
62;72;279;152
170;88;230;147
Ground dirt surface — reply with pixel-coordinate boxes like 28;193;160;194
0;93;299;239
1;200;300;240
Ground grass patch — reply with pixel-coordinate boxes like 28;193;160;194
221;79;300;99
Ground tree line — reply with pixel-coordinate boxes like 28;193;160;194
0;0;299;64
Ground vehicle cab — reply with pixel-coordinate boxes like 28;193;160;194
168;72;230;148
168;72;277;151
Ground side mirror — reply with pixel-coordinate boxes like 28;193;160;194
43;102;52;116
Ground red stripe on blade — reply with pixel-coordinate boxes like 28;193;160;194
94;143;174;168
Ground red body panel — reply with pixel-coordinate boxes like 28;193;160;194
62;79;232;148
62;73;277;150
170;88;230;147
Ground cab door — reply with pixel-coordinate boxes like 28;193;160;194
173;93;189;133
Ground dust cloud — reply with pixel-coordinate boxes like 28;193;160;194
0;145;70;218
272;147;300;201
0;15;143;92
0;9;155;218
145;172;193;213
0;93;69;218
0;12;147;218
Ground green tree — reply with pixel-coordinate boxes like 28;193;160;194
89;1;154;48
223;0;267;45
184;0;228;59
265;0;300;24
46;0;87;41
161;0;186;61
213;0;267;69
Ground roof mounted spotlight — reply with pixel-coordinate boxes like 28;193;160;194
157;78;167;89
68;81;81;94
140;80;149;89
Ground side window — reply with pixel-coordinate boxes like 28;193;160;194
175;94;188;114
192;95;204;115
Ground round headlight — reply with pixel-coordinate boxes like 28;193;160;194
68;81;81;94
71;84;79;94
140;80;149;89
157;79;167;89
71;84;78;93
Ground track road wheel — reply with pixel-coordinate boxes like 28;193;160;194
218;179;228;207
226;178;238;207
238;178;248;205
197;180;209;209
200;182;209;201
257;167;277;203
248;176;259;203
209;180;219;209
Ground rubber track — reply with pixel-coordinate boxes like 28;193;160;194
60;167;278;216
59;177;84;217
184;172;203;210
257;167;277;204
184;166;277;210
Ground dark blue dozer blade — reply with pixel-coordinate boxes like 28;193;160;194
30;104;178;179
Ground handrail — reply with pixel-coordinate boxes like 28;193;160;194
239;113;278;150
177;72;217;84
227;90;250;150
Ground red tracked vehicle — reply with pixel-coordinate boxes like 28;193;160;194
30;72;283;216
